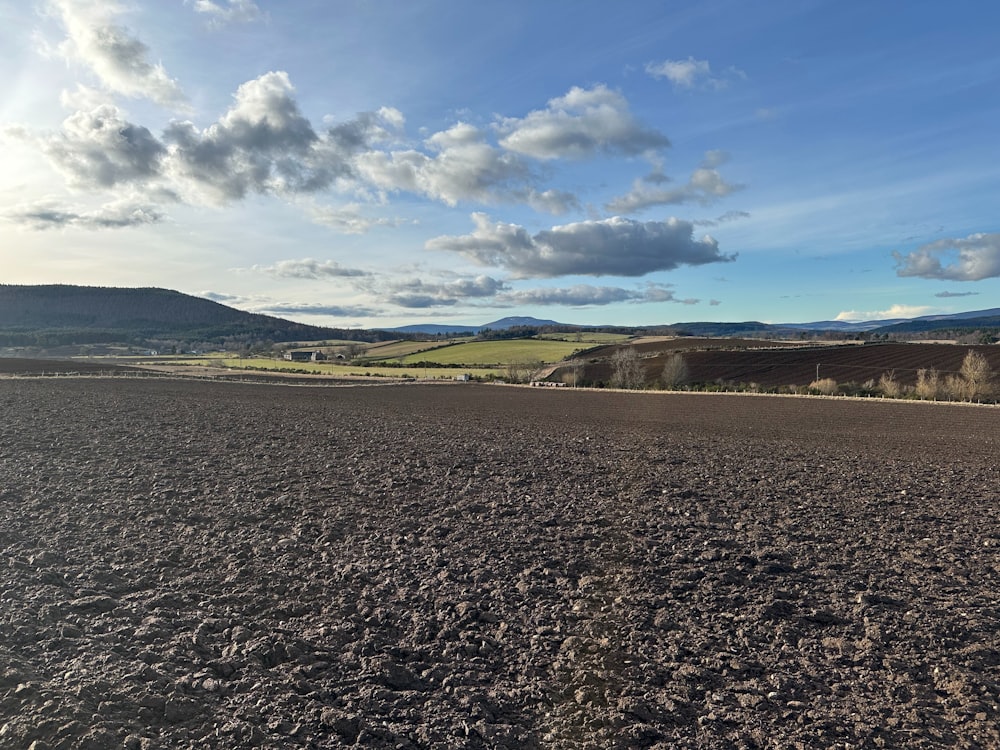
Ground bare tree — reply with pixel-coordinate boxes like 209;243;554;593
660;353;689;389
505;360;528;384
915;367;941;400
505;359;545;384
610;346;644;389
959;349;994;400
809;377;839;395
944;373;969;401
342;342;366;360
878;370;901;398
527;359;546;383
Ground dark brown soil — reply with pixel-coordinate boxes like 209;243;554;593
677;343;1000;389
0;358;140;376
2;379;999;749
584;338;810;359
570;342;1000;390
0;358;373;386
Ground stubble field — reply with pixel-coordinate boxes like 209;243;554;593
2;378;999;749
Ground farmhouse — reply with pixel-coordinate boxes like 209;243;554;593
284;350;327;362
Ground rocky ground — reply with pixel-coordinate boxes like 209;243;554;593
2;378;999;749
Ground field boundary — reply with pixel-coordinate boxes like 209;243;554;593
493;380;1000;409
3;368;999;409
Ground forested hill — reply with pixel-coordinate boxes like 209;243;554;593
0;285;385;346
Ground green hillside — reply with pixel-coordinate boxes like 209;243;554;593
395;339;584;366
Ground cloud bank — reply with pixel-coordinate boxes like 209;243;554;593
427;213;734;278
26;71;609;219
250;258;370;280
259;302;375;318
934;290;979;298
6;198;163;230
497;283;698;307
16;29;742;254
378;275;509;308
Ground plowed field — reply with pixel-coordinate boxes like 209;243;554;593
2;379;999;749
575;342;1000;389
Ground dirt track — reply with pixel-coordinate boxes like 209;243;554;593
2;379;999;749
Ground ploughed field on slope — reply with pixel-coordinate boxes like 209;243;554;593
0;357;141;376
0;357;377;385
573;341;1000;389
2;380;999;749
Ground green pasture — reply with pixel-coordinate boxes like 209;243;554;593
394;338;583;366
535;332;633;344
163;356;500;380
360;340;457;360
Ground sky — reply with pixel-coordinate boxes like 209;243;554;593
2;0;1000;329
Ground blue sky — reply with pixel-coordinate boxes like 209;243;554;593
2;0;999;328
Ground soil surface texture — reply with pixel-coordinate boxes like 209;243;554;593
2;379;999;749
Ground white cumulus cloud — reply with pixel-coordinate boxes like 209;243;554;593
49;0;188;109
188;0;262;27
834;304;935;322
496;84;669;160
37;103;166;189
355;122;534;207
163;71;333;202
646;57;745;90
894;232;1000;281
162;73;403;204
607;152;744;213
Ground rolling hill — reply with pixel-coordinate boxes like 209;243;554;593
0;285;393;347
385;316;565;335
2;284;997;351
389;309;1000;338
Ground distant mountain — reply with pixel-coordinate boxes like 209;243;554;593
4;284;995;349
871;310;1000;334
670;321;779;336
385;316;564;335
387;323;480;335
485;316;564;329
387;308;1000;337
912;307;1000;321
780;319;908;333
0;285;392;347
